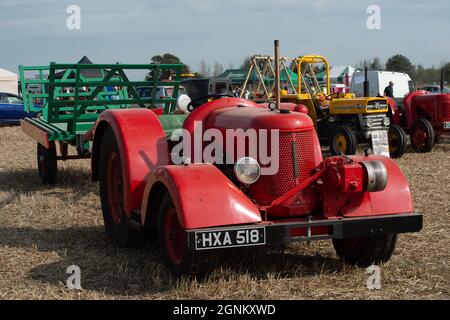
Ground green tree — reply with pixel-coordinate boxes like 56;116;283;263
355;58;383;71
415;65;441;85
146;53;191;80
415;64;426;84
240;56;253;71
355;59;368;70
370;57;384;70
385;54;415;76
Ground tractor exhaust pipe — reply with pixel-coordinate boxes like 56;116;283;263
440;69;445;93
274;40;281;109
364;67;369;97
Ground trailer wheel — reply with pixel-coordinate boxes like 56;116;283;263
99;127;142;248
37;142;57;185
388;125;407;158
410;119;435;153
332;234;397;267
329;126;357;155
158;192;216;277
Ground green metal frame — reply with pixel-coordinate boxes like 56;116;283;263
19;63;183;151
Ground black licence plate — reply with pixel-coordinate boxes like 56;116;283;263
195;227;266;250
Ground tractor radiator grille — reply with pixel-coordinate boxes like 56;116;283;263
361;114;387;130
442;103;450;119
259;130;318;198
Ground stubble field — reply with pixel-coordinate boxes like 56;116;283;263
0;125;449;300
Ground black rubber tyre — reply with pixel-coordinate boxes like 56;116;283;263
388;124;407;158
98;127;142;248
329;126;358;155
158;192;216;277
37;142;57;185
410;119;435;153
332;234;397;267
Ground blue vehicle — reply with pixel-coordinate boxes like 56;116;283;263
0;92;39;124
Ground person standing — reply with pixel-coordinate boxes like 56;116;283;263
243;89;250;100
232;86;238;97
384;81;394;98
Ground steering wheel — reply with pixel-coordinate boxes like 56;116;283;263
187;94;234;112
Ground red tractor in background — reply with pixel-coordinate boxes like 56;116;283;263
387;71;450;153
91;96;422;276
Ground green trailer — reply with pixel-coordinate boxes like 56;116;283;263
19;62;185;184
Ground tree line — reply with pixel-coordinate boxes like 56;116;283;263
145;53;226;80
147;53;450;85
356;54;450;85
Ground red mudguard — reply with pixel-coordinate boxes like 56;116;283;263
403;90;429;129
386;97;402;126
323;155;414;218
141;164;262;229
91;109;170;216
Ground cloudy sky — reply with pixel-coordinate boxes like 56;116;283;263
1;0;449;78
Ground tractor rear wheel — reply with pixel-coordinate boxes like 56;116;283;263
99;127;142;248
332;234;397;267
410;119;435;153
388;125;407;158
158;191;216;277
37;142;57;185
329;126;357;155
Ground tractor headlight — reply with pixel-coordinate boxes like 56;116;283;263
366;118;374;128
383;117;391;126
234;157;261;185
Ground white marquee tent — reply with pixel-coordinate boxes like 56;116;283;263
0;68;19;95
316;65;358;84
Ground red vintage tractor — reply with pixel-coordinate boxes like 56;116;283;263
388;89;450;153
90;96;422;276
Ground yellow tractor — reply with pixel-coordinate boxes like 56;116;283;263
281;55;392;156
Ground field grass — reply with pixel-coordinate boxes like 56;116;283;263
0;125;449;300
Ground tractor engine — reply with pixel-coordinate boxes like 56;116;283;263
203;105;323;217
191;102;394;220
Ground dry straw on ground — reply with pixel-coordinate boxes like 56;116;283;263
0;125;449;300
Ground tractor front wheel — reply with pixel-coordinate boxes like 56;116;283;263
329;126;358;155
388;125;407;158
410;119;435;153
99;127;142;248
332;234;397;267
158;192;215;277
37;142;57;185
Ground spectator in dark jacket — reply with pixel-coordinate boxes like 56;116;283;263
384;81;394;98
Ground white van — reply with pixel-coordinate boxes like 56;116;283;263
350;71;415;98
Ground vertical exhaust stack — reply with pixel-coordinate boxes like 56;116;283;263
274;40;281;109
440;69;445;93
363;67;369;97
